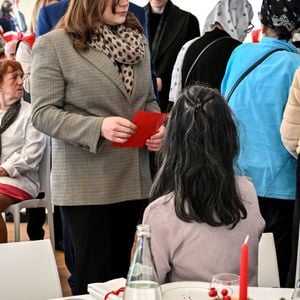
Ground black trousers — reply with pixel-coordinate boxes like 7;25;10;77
26;207;46;240
258;196;294;287
287;156;300;287
60;199;147;295
26;205;63;244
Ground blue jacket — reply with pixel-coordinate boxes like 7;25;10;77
221;37;300;200
36;0;68;36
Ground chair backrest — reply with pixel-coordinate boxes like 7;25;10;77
38;135;51;198
4;137;55;248
0;240;62;300
258;232;280;287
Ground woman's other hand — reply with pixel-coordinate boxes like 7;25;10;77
101;116;137;143
146;125;165;152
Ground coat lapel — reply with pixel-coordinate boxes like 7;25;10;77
76;47;130;100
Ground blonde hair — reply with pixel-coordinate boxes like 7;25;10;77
58;0;143;51
29;0;58;34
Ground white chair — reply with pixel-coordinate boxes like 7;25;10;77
5;137;55;249
258;232;280;287
0;239;62;300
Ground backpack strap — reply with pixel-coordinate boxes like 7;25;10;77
226;48;285;102
184;35;232;88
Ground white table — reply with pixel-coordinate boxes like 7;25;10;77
50;296;93;300
50;284;294;300
248;286;293;299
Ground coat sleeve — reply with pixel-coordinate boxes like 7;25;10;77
1;113;46;177
281;68;300;158
31;35;103;154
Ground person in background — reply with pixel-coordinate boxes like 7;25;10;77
221;0;300;287
169;0;253;103
0;60;46;243
280;67;300;287
143;84;265;284
1;0;27;33
30;0;57;35
36;0;68;36
281;67;300;159
15;0;60;246
145;0;200;112
0;8;14;33
4;39;16;59
31;0;163;295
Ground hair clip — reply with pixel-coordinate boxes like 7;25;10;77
194;94;202;113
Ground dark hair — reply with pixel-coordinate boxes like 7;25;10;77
272;28;292;41
150;84;247;228
1;0;12;15
58;0;143;51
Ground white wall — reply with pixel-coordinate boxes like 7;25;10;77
16;0;35;29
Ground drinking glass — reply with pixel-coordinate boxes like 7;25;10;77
209;273;240;300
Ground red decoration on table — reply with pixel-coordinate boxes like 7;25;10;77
104;286;125;300
111;110;167;148
208;287;218;297
221;289;228;296
208;287;231;300
239;235;249;300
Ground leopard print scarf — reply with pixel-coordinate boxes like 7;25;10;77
89;25;145;95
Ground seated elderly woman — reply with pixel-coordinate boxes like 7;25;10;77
0;60;46;243
143;84;265;285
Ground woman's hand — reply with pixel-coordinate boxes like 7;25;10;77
0;167;8;177
146;125;165;152
101;116;137;143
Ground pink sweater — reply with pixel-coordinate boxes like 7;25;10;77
143;176;265;285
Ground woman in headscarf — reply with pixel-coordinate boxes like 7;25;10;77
221;0;300;287
169;0;253;103
0;60;46;243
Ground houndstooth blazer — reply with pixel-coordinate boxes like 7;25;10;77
31;28;159;206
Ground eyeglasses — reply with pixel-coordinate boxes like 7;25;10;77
244;23;254;34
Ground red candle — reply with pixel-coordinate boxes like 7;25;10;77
239;235;249;300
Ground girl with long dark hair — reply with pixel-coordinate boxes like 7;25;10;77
143;84;265;285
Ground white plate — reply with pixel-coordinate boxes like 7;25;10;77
161;281;210;300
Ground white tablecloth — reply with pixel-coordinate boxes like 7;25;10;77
50;283;294;300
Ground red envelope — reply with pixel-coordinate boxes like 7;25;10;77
112;110;167;148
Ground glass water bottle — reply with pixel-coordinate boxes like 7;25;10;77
122;224;163;300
